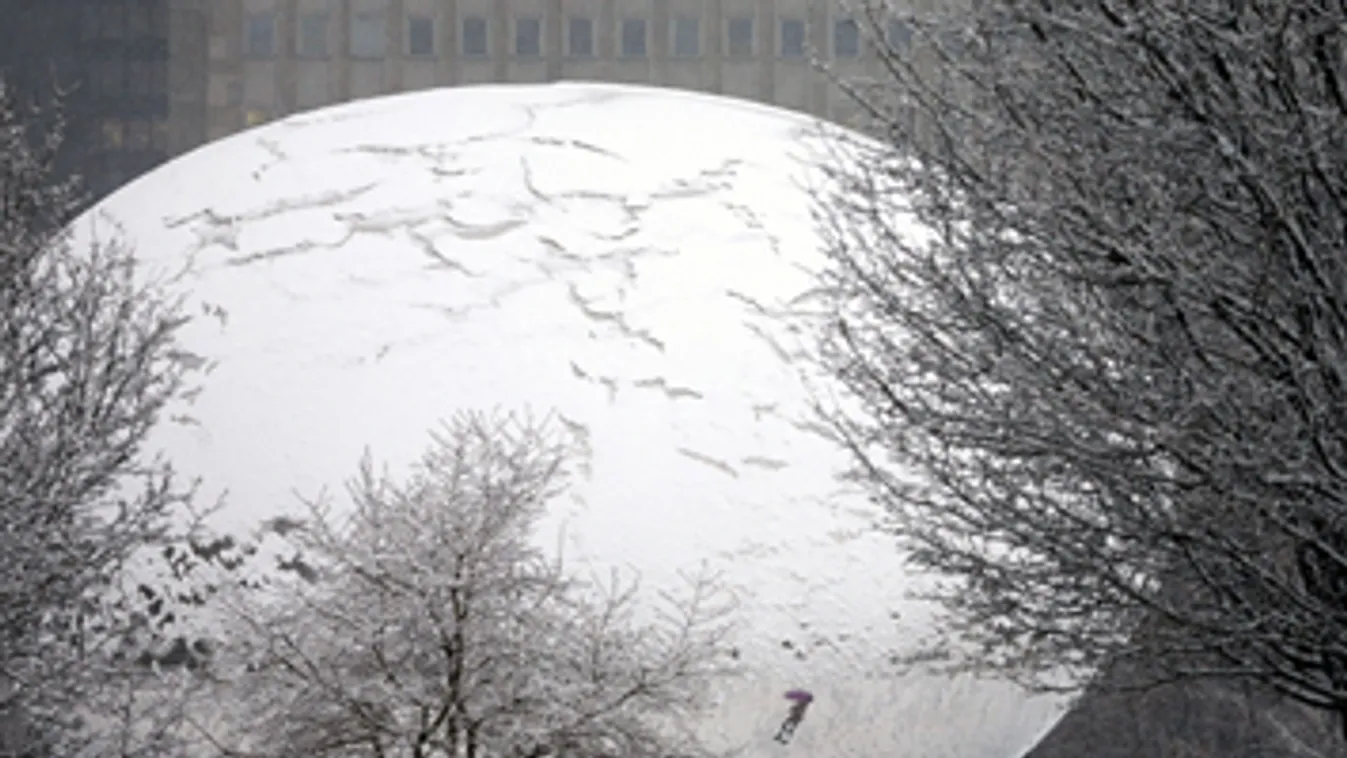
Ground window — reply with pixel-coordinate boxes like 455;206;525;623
779;18;805;59
208;75;238;107
152;120;170;151
127;61;162;96
125;119;152;150
350;12;387;59
244;12;276;58
100;4;127;39
127;0;154;38
407;15;435;56
672;15;699;58
101;119;124;149
150;62;167;95
93;61;124;96
620;18;647;58
147;1;168;37
297;12;329;58
834;18;860;58
80;5;101;40
461;15;488;57
885;18;913;54
297;69;327;107
726;16;753;58
567;16;594;57
515;16;542;57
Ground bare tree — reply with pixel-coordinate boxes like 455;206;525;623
197;411;737;758
0;77;201;757
815;0;1347;741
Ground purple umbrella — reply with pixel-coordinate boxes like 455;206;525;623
775;689;815;744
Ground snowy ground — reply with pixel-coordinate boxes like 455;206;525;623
75;82;1069;757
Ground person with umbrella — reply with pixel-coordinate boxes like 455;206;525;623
773;689;814;744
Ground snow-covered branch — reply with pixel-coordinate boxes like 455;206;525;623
0;77;203;758
818;0;1347;741
200;410;736;758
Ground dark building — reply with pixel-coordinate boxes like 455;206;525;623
0;0;174;205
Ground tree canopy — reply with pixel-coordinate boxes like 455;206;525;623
819;0;1347;737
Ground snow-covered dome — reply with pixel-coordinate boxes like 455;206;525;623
75;83;1068;757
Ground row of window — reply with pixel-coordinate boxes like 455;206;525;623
100;117;171;152
85;59;168;98
245;11;915;62
80;0;170;42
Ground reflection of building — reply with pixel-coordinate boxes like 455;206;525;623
194;0;919;145
0;0;182;203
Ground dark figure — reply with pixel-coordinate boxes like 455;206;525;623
773;689;814;744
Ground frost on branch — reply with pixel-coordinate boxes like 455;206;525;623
201;410;738;758
0;77;201;757
815;0;1347;744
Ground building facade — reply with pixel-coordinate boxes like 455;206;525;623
0;0;177;203
190;0;924;147
3;1;928;201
